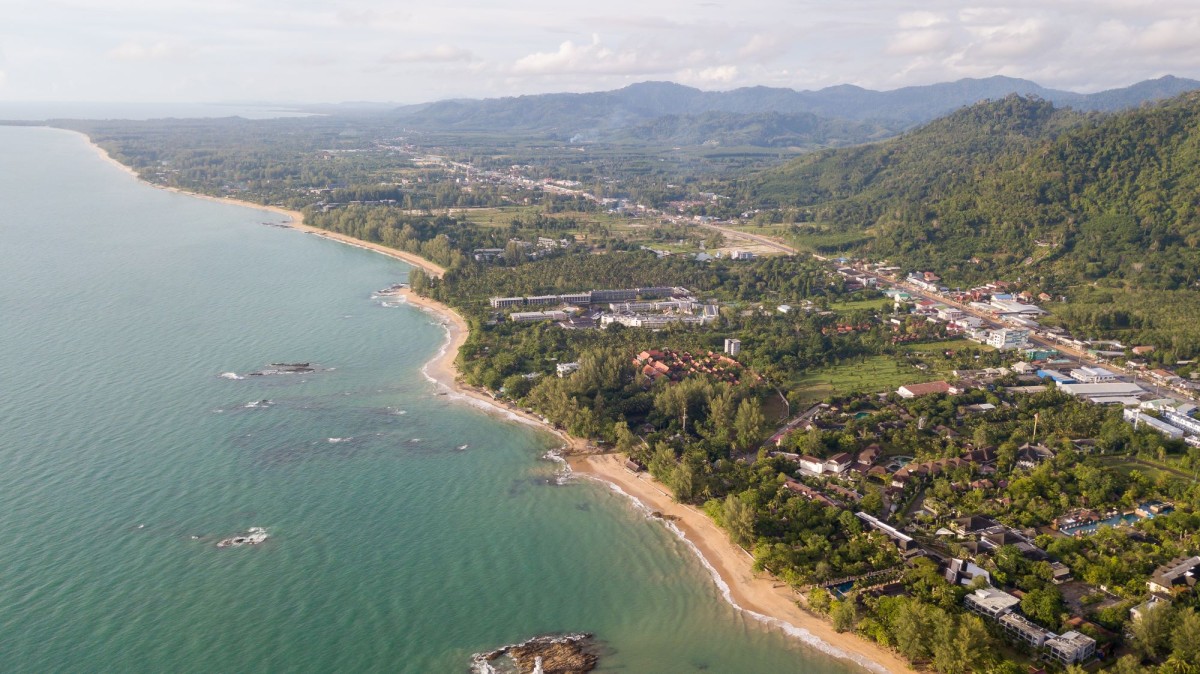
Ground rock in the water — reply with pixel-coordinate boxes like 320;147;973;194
471;633;598;674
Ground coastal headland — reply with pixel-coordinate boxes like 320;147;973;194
79;128;913;674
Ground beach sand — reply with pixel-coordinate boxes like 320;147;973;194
77;128;910;674
569;453;914;674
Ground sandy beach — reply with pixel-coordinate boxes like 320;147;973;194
570;453;914;674
78;127;908;674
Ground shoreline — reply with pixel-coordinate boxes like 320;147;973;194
569;454;914;674
73;126;909;674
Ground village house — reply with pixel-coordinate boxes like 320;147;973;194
1148;556;1200;595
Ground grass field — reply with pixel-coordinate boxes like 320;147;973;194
789;355;949;404
899;339;991;353
830;297;892;312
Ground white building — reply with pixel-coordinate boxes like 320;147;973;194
986;328;1030;350
1125;408;1186;439
556;362;580;377
1070;366;1117;383
1045;631;1097;666
724;338;742;356
964;586;1021;618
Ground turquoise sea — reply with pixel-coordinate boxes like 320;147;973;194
0;126;859;673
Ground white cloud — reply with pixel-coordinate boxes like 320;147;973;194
512;35;648;75
737;34;783;60
678;64;739;86
887;29;952;56
898;12;947;29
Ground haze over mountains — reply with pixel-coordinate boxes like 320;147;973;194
389;75;1200;149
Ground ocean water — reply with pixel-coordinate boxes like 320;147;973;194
0;126;858;673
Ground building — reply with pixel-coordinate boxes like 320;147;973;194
964;586;1021;618
987;328;1030;351
1045;631;1097;665
1057;381;1146;404
1149;556;1200;595
1036;369;1076;384
945;558;991;586
724;338;742;356
990;298;1046;315
1125;409;1185;440
855;512;916;552
490;296;526;309
999;612;1055;648
1069;366;1117;383
556;362;580;377
510;311;568;323
1164;411;1200;435
823;453;853;474
897;381;958;398
798;456;825;474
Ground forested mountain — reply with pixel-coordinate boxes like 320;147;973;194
391;76;1200;146
740;92;1200;355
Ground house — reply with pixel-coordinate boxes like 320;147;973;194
951;515;999;536
1045;631;1097;666
556;362;580;377
1016;443;1054;469
1130;597;1167;622
945;558;991;586
784;480;837;507
897;381;959;398
964;586;1021;618
624;458;646;473
824;453;853;474
798;455;826;474
1148;556;1200;595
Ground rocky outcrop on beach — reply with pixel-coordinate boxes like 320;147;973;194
471;633;598;674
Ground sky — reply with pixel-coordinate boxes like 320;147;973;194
1;0;1199;104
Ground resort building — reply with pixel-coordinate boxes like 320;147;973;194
510;311;568;323
1148;556;1200;595
999;613;1054;648
1045;631;1097;666
964;586;1021;618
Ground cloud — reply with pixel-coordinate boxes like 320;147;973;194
512;34;648;75
678;64;739;85
887;29;952;56
898;12;947;29
738;34;784;60
108;41;177;61
382;45;475;64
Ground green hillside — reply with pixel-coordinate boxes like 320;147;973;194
739;92;1200;358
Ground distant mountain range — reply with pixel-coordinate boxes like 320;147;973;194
389;76;1200;149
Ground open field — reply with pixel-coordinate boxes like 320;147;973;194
899;339;991;354
789;355;949;404
830;297;892;312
